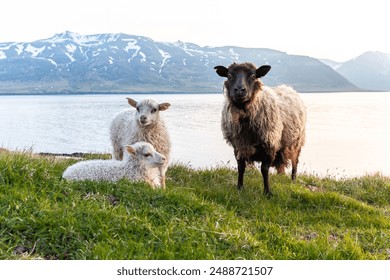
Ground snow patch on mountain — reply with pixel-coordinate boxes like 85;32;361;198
25;44;46;57
158;49;171;74
229;48;239;61
47;59;58;66
124;39;141;61
66;44;77;53
139;52;146;62
15;44;25;55
65;53;76;63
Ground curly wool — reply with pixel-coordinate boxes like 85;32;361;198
110;99;171;168
222;84;306;163
62;142;161;187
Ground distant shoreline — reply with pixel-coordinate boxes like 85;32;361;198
0;89;386;96
0;91;219;96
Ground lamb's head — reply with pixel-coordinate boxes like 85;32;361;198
126;98;171;127
214;63;271;105
125;141;166;168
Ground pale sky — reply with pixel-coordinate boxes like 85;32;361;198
0;0;389;62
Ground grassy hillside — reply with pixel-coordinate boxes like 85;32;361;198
1;150;390;260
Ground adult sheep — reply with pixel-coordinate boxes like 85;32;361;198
62;142;166;188
110;98;171;189
214;62;306;196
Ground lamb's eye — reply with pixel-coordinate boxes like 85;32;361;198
143;153;152;157
136;107;140;112
151;108;157;113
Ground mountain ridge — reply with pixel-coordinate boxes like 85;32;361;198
322;51;390;91
0;31;365;94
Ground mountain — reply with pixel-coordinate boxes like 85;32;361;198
334;52;390;91
319;59;343;70
0;31;359;94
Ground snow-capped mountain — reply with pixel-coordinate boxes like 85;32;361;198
0;31;359;94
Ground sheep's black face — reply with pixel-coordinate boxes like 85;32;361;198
214;63;271;105
228;69;255;103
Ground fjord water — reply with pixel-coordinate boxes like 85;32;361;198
0;92;389;177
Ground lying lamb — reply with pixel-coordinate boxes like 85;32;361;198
110;98;171;189
62;142;166;188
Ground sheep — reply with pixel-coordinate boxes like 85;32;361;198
214;62;307;196
110;98;171;189
62;141;166;188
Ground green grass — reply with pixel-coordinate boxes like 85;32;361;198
1;150;390;260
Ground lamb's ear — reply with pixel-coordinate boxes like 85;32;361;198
125;145;136;156
256;65;271;78
126;98;137;108
214;66;228;77
159;102;171;111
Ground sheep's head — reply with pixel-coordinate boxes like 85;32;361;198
214;63;271;105
126;98;170;127
125;142;166;168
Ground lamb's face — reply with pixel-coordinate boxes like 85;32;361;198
126;142;166;168
139;143;166;168
135;100;160;127
126;98;171;127
214;63;271;105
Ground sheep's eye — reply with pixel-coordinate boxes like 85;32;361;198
250;74;256;80
151;108;157;113
227;73;233;80
136;107;140;112
143;153;152;157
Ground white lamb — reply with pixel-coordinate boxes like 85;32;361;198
62;142;166;188
110;98;171;189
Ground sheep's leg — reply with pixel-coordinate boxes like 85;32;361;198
291;160;298;181
274;150;286;174
261;160;273;196
276;165;286;174
237;158;246;189
291;148;301;181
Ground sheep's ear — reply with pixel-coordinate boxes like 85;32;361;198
214;66;228;77
159;103;171;111
126;98;137;108
256;65;271;78
125;145;136;156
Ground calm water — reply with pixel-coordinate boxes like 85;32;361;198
1;92;389;177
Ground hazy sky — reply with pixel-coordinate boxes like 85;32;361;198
1;0;388;62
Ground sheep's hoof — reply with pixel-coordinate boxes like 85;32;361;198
291;175;297;181
264;190;273;197
236;184;244;190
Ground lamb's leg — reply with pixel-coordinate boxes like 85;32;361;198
158;166;166;190
145;177;156;189
161;175;166;190
237;158;246;190
112;144;123;160
261;160;273;196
